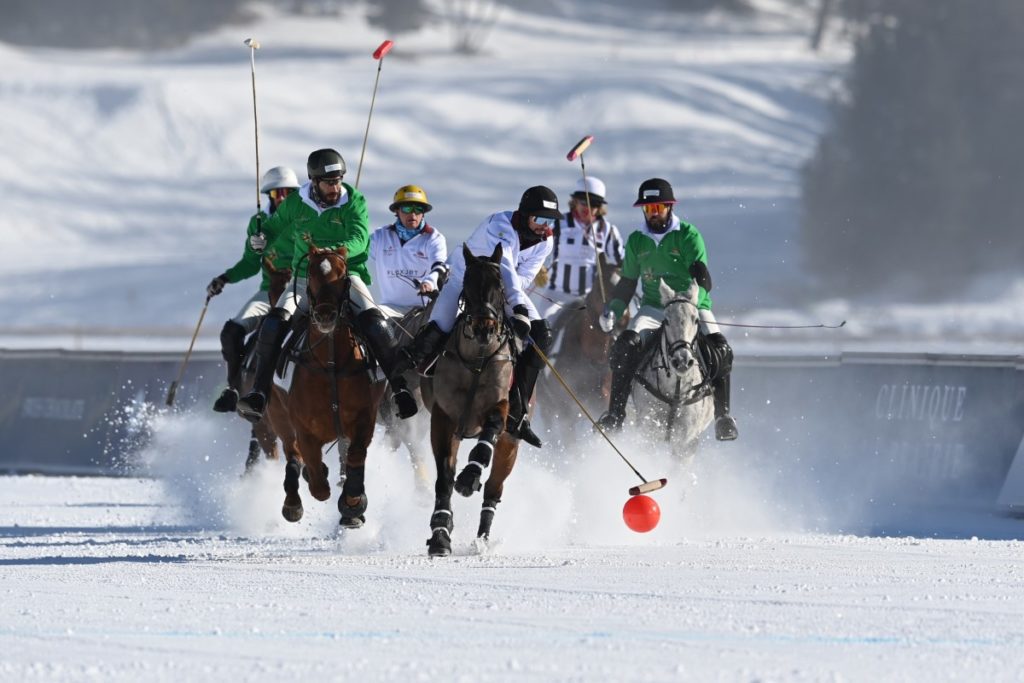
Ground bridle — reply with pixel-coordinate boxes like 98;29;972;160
303;250;352;335
459;261;507;347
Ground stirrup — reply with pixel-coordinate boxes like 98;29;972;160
506;414;542;448
236;391;267;423
715;415;738;441
596;411;624;433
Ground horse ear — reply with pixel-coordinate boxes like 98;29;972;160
687;277;700;302
490;243;503;263
659;278;677;306
337;245;348;259
463;243;476;264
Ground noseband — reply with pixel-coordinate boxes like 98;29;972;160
305;251;351;334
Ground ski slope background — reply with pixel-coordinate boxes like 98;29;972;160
1;2;1023;680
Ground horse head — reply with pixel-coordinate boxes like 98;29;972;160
307;245;350;334
262;257;293;308
659;278;701;377
461;243;505;344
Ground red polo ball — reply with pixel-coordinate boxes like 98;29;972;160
622;494;661;533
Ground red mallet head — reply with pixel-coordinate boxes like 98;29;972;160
622;494;661;533
373;40;394;60
566;135;594;162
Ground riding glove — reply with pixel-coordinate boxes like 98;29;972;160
510;305;532;340
598;305;616;333
206;273;229;298
248;232;268;253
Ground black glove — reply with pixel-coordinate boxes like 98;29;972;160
206;273;229;298
530;318;553;352
510;305;531;339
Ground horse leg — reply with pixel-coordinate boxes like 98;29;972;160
282;455;304;522
477;434;519;542
454;402;507;498
243;427;261;475
255;417;280;461
427;408;458;557
338;412;373;529
295;431;331;502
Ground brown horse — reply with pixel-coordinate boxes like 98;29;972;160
240;260;292;473
421;244;517;557
537;253;625;421
264;245;384;526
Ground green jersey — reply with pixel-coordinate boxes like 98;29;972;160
263;182;371;283
609;218;712;317
223;210;293;291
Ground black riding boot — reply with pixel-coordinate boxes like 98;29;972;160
596;331;643;433
213;320;247;413
237;309;291;423
355;308;418;420
392;321;447;376
713;374;738;441
506;359;544;448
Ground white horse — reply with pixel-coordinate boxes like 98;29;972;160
629;279;714;459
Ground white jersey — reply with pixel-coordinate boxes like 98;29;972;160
548;212;624;296
369;223;448;309
430;210;553;331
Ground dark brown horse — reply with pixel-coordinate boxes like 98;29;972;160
265;245;384;526
421;244;518;557
537;253;625;422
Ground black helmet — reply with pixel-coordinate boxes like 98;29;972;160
518;185;561;220
633;178;676;206
307;148;346;179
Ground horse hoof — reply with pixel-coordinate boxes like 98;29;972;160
282;503;304;523
338;493;368;517
426;529;451;557
339;514;365;529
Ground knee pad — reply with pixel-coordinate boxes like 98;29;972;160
530;318;553;353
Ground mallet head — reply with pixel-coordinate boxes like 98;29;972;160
244;38;261;49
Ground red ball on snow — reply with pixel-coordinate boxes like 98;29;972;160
622;494;661;533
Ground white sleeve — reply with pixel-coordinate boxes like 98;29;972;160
425;232;448;287
604;222;625;265
516;240;552;291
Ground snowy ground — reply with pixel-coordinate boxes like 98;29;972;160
2;463;1023;681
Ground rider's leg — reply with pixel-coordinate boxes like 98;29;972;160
237;280;304;421
236;307;291;421
596;329;643;432
215;292;271;412
699;309;738;441
348;275;418;420
506;318;551;448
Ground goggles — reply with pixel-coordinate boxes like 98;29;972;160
531;215;557;228
268;188;293;202
399;204;426;215
641;202;671;216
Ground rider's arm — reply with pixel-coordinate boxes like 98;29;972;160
516;239;552;291
223;212;266;284
423;230;448;288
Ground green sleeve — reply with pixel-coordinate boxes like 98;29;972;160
607;233;643;316
262;202;297;271
223;213;265;284
337;190;370;261
681;226;712;309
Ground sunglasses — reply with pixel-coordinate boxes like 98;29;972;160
532;216;557;227
641;202;671;216
399;205;425;214
317;177;343;187
269;188;292;201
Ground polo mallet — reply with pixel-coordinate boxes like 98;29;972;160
243;38;262;217
566;135;607;305
166;297;211;407
355;39;395;188
527;336;667;496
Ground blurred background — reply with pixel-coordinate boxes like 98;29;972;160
1;0;1022;350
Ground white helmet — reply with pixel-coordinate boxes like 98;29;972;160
573;176;607;204
260;166;300;193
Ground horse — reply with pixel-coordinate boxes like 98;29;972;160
629;279;714;459
421;243;518;557
264;245;385;526
239;259;292;474
537;253;626;428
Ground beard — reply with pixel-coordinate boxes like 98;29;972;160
646;213;670;233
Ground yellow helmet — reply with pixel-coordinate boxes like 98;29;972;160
389;185;432;213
